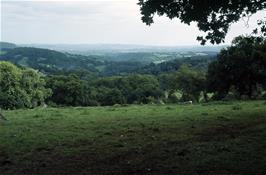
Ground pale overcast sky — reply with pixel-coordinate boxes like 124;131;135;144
0;0;265;46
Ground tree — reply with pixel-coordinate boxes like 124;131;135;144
207;36;266;99
45;74;95;106
93;74;163;105
126;74;163;104
96;87;126;106
0;61;51;109
0;61;23;109
158;73;176;92
174;65;206;102
138;0;266;44
21;69;52;107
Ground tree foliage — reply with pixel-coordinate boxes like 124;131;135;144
138;0;266;44
0;61;51;109
175;65;206;102
207;36;266;99
45;74;164;106
92;74;163;105
45;74;96;106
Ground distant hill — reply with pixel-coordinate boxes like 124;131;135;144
134;56;216;75
0;42;17;51
17;43;221;64
19;43;226;54
103;55;215;75
102;51;218;63
0;47;104;74
0;46;217;77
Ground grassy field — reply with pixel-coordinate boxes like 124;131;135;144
1;101;266;175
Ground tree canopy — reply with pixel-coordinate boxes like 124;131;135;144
0;61;51;109
138;0;266;44
207;36;266;99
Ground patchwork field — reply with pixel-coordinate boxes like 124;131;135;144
1;101;266;175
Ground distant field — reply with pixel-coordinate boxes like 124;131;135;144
1;101;266;175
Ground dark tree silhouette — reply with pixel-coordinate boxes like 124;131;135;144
0;109;7;121
207;36;266;99
138;0;266;44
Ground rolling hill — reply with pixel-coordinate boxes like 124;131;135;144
0;42;17;50
0;47;104;74
0;46;217;76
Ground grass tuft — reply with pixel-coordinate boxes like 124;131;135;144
232;105;242;110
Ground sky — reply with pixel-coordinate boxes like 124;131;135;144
0;0;265;46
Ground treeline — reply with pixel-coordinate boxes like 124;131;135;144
0;62;204;109
46;74;163;106
0;36;265;109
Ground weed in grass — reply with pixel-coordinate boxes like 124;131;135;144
108;108;116;111
166;106;173;110
32;114;44;118
80;110;90;115
202;101;233;106
253;104;260;107
232;105;242;110
113;142;124;148
217;116;230;121
54;113;64;117
103;132;112;136
74;107;84;110
149;127;160;132
113;104;122;107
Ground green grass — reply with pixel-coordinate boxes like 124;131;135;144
1;101;266;175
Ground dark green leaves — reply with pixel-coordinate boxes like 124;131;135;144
138;0;266;44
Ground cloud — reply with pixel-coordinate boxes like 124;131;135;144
2;1;106;21
1;0;265;45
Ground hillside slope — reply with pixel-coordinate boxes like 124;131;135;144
0;42;17;50
0;47;104;74
0;47;216;76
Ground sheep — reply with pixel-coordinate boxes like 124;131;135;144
42;103;48;109
179;101;193;105
186;100;193;105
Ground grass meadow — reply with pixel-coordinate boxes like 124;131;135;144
1;101;266;175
